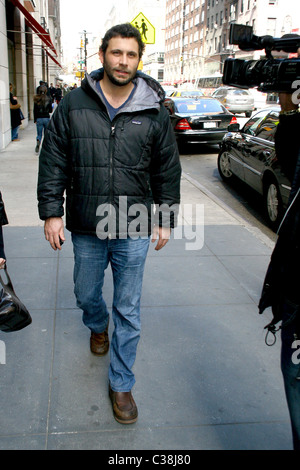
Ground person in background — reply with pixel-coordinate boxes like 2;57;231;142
49;83;56;103
0;191;8;269
33;85;53;154
62;83;70;97
55;85;62;105
36;80;46;93
9;83;22;142
259;48;300;450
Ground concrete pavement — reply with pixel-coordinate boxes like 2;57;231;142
0;122;294;450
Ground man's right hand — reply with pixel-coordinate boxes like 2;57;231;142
44;217;65;250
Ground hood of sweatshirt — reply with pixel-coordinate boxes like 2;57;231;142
82;68;165;114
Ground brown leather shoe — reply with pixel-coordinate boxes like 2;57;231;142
109;385;138;424
90;324;109;356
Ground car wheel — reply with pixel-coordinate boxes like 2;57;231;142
264;178;283;230
218;151;234;181
245;111;252;117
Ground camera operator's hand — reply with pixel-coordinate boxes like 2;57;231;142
279;93;298;112
278;47;300;112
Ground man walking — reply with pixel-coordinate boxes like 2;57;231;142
37;23;181;424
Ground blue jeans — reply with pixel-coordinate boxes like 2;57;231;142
11;126;19;141
280;300;300;450
36;117;50;142
72;233;150;392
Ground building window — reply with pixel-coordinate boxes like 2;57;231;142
230;4;236;21
267;17;276;36
158;70;164;80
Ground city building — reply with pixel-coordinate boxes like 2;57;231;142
2;0;300;150
164;0;300;85
102;0;167;82
1;0;62;149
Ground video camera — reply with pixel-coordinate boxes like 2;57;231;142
222;24;300;93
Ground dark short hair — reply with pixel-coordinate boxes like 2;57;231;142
100;23;145;58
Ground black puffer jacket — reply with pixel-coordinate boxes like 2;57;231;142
37;69;181;237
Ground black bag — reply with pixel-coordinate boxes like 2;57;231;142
0;265;32;332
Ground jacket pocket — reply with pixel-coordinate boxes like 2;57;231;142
113;117;153;168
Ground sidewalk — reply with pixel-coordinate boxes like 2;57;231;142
0;122;293;450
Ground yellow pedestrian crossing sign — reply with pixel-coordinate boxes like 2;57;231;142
131;12;155;44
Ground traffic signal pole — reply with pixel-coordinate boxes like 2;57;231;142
83;30;87;71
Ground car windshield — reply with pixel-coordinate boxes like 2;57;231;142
175;99;223;114
254;112;280;141
228;89;250;95
180;91;203;97
243;109;278;136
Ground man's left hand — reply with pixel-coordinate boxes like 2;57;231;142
151;226;171;251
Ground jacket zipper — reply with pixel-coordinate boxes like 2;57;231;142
108;125;115;239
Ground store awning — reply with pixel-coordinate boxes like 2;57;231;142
44;48;62;68
10;0;57;56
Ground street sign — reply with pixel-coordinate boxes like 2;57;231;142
131;12;155;44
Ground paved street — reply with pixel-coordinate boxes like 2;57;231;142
180;144;277;243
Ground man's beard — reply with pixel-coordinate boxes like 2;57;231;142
103;59;137;87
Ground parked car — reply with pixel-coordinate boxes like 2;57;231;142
170;90;204;98
164;96;236;149
212;86;255;117
162;87;177;97
218;107;291;230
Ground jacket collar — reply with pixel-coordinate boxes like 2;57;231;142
82;68;165;113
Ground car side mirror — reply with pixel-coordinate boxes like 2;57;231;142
228;123;240;132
